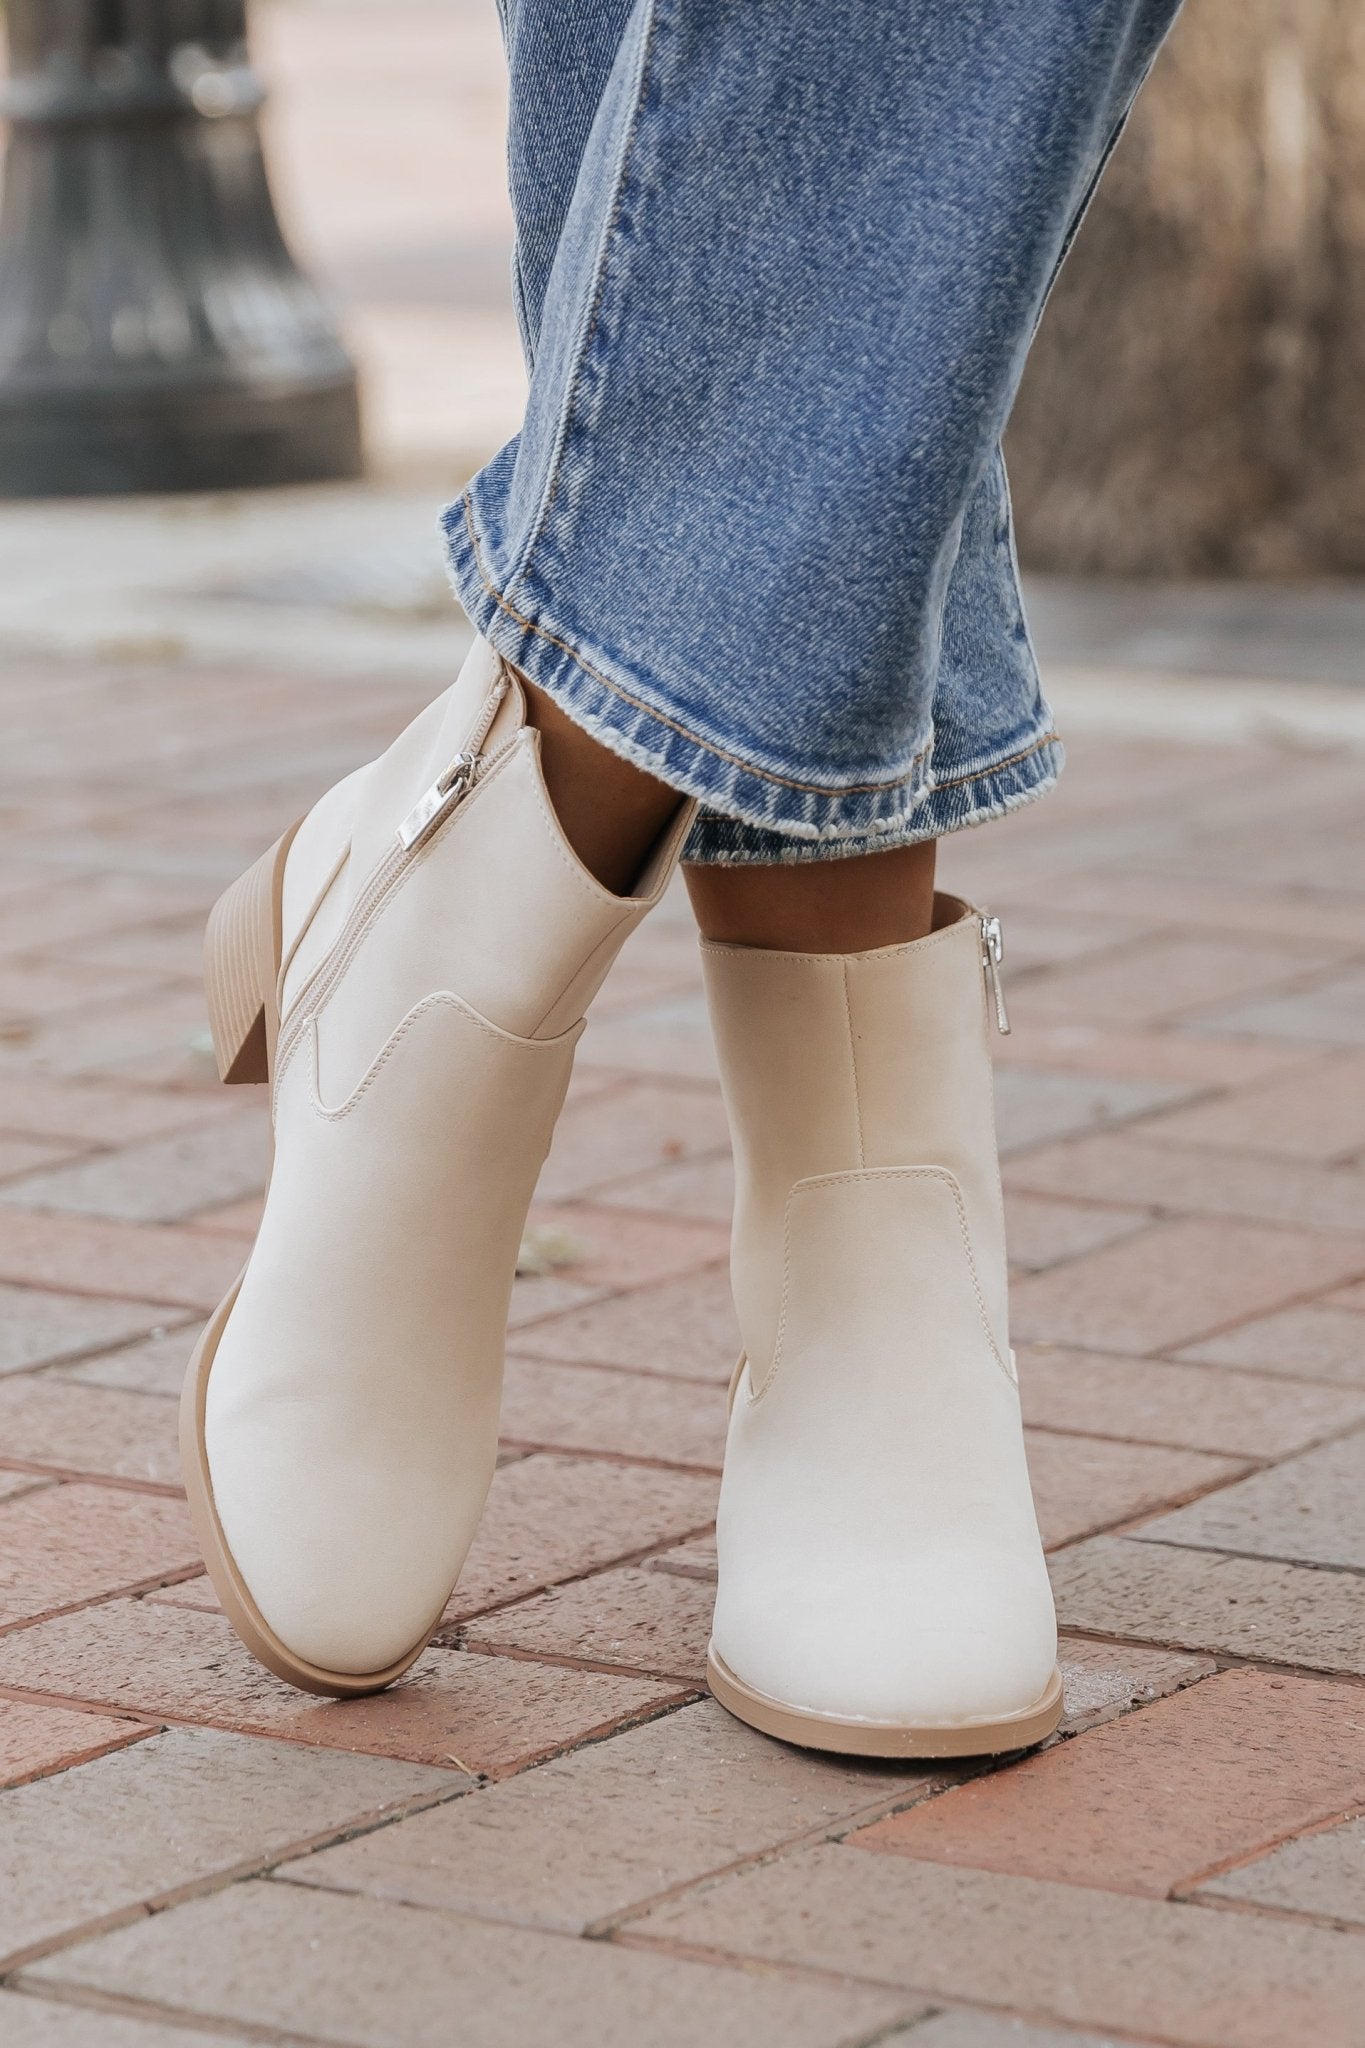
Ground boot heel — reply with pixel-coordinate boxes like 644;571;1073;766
203;827;297;1085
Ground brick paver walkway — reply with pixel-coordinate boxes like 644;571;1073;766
1;638;1364;2045
4;1;1365;2039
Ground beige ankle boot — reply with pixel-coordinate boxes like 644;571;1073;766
181;638;692;1697
701;896;1061;1756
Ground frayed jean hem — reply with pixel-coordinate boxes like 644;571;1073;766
444;492;1064;865
683;733;1065;864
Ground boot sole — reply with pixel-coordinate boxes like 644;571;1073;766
180;828;439;1699
706;1647;1064;1758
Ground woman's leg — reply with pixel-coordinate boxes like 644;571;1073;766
450;0;1181;863
180;5;696;1699
185;662;696;1699
684;843;938;952
185;0;1183;1726
465;0;1184;1756
492;0;1179;922
523;669;938;936
521;678;681;895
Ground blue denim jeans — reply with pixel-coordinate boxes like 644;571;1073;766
445;0;1181;863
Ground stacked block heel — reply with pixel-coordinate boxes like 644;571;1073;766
203;825;298;1085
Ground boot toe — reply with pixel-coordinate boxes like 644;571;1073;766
208;1430;480;1679
712;1546;1057;1730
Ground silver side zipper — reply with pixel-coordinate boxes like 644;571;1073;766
280;663;513;1083
981;912;1011;1035
397;752;482;851
396;666;510;854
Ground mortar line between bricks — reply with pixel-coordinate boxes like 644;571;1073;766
1170;1792;1365;1900
434;1515;718;1631
495;1436;723;1475
1;1718;158;1792
844;2011;946;2048
507;1254;732;1337
898;1986;1230;2048
0;1457;185;1498
0;1563;209;1638
1146;1343;1365;1389
265;1865;936;2020
266;1792;890;1946
1086;1117;1365;1175
0;1272;222;1313
1013;1169;1365;1239
1027;901;1365;981
0;1680;171;1719
0;1309;201;1380
1040;1467;1264;1551
1046;1626;1365;1687
588;1769;1003;1945
614;1924;1211;2047
0;1273;205;1319
282;1849;921;2005
1020;1417;1270;1461
0;1475;58;1505
0;1162;102;1194
1177;1881;1365;1936
1166;1347;1365;1388
1028;1249;1365;1352
1163;947;1365;1024
505;1344;733;1391
0;1675;701;1779
468;1682;700;1779
5;1980;332;2048
0;1124;112;1150
1117;1533;1365;1579
1040;1420;1365;1544
22;1367;190;1404
997;919;1229;985
454;1636;699;1686
1030;1398;1365;1466
999;1166;1365;1232
548;1171;732;1212
0;1774;474;1978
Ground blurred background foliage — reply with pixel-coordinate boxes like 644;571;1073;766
1010;0;1365;576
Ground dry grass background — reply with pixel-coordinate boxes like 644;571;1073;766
1009;0;1365;576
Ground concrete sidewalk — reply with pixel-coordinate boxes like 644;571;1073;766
1;633;1364;2045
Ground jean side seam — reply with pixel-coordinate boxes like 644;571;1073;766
503;0;661;599
459;493;936;802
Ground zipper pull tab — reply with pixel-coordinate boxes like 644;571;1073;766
395;666;511;854
397;752;481;852
980;912;1011;1035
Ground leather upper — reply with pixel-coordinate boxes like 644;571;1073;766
205;637;690;1675
703;898;1057;1726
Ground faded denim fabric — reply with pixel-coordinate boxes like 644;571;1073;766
446;0;1181;862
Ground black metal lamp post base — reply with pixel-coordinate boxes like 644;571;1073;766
0;1;363;497
0;372;362;499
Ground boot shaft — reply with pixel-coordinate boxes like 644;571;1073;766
701;895;1011;1375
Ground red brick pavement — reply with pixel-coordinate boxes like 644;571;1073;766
1;6;1363;2026
1;640;1364;2044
